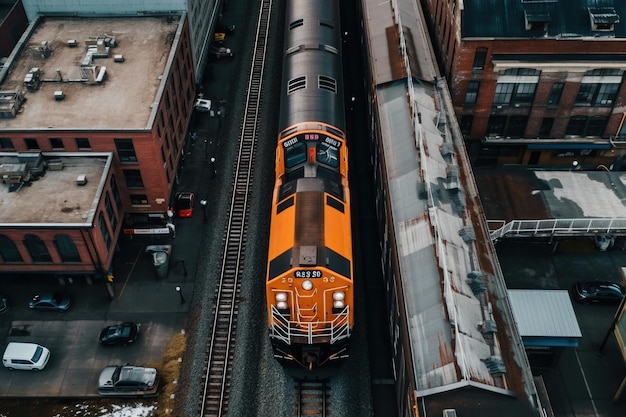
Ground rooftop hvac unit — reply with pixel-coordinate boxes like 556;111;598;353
114;55;125;63
67;39;78;47
77;175;88;186
54;91;65;101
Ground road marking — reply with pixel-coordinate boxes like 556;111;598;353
117;245;144;300
575;349;599;417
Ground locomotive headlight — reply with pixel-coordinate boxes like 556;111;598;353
333;300;345;309
275;292;287;302
302;280;314;291
332;291;345;301
277;301;288;310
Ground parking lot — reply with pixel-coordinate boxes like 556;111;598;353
497;238;626;417
0;236;192;398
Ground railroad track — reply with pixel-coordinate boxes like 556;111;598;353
198;0;273;415
294;380;330;417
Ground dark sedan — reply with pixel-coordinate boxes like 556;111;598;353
174;191;195;218
99;322;140;346
98;364;159;397
573;281;626;304
28;292;71;311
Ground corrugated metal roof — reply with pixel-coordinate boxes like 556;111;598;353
462;0;626;38
508;290;582;338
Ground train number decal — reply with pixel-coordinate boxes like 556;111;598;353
294;270;322;278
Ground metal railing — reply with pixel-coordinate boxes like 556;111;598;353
489;218;626;241
270;305;351;345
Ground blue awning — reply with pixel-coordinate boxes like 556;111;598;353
528;142;611;150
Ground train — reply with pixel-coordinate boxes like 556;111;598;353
265;0;353;373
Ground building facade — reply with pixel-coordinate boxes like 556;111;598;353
421;0;626;168
0;152;122;282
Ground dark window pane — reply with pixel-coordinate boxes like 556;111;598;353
76;138;91;150
472;48;487;71
54;235;81;262
24;235;52;262
0;234;23;262
49;138;64;149
0;138;14;149
24;138;39;150
464;81;480;106
548;83;564;105
123;169;144;189
115;139;138;163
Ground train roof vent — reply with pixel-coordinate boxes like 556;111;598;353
299;245;317;266
289;19;304;30
288;76;306;95
318;75;337;93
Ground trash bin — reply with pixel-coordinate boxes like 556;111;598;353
145;245;172;279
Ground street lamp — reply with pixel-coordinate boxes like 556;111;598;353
200;199;208;222
175;286;186;304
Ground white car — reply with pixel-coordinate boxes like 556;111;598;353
194;98;212;112
3;342;50;371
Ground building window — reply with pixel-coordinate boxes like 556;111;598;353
493;83;537;107
105;192;118;231
130;194;149;205
24;234;52;263
54;235;81;262
115;139;138;163
123;169;144;189
0;138;14;150
472;48;487;71
0;235;23;262
49;138;64;150
564;116;608;137
110;176;123;211
76;138;91;150
486;115;528;138
24;138;39;150
547;83;564;106
99;213;111;248
539;118;554;138
464;81;480;106
587;116;608;137
575;69;623;106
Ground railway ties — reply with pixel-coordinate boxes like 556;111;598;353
294;380;330;417
199;0;273;415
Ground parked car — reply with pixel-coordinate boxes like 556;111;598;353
99;322;140;346
28;292;71;311
573;280;626;304
194;98;212;112
3;342;50;371
0;294;7;314
98;364;159;397
174;191;195;218
210;45;234;59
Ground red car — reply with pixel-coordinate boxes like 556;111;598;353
174;192;195;218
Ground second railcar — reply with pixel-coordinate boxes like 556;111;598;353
266;0;353;373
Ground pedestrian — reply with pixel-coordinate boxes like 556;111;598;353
210;157;216;179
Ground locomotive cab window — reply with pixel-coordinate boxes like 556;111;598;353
285;141;307;168
316;142;339;167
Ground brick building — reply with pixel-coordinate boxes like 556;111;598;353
0;14;194;280
420;0;626;168
0;15;194;219
0;152;121;282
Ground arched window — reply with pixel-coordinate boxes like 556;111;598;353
24;235;52;263
54;235;81;262
0;234;23;262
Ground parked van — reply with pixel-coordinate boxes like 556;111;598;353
2;342;50;371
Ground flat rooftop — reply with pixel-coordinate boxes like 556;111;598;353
0;152;111;225
0;16;179;130
474;167;626;222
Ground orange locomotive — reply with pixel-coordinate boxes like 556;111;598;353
266;0;353;373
